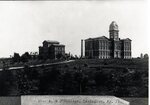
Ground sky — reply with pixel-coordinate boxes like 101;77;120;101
0;1;149;58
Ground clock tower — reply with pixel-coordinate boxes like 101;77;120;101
109;21;119;41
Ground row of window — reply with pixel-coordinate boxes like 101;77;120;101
99;41;109;46
124;42;131;45
99;46;110;50
124;46;131;50
124;56;131;59
92;51;111;56
55;47;65;51
55;51;65;55
85;43;93;49
85;52;111;58
124;52;131;56
85;42;131;51
99;51;111;56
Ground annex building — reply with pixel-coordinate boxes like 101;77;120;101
84;21;132;59
39;40;65;59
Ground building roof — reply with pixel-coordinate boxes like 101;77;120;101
109;21;119;31
85;36;109;41
121;38;132;41
43;40;60;44
51;44;65;47
85;38;93;41
94;36;109;40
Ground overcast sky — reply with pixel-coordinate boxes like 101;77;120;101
0;1;149;58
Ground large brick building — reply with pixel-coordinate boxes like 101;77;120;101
39;40;65;59
84;21;132;59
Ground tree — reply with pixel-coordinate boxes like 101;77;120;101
0;71;10;95
39;66;61;94
16;65;39;95
13;53;20;62
94;71;108;86
21;52;31;62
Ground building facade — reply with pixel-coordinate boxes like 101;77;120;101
39;40;65;59
85;21;132;59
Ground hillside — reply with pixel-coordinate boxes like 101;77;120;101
0;58;148;97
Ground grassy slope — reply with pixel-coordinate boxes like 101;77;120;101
0;58;148;97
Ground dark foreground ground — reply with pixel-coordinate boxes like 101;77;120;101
0;58;148;98
123;98;148;105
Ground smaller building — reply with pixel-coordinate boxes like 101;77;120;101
39;40;65;59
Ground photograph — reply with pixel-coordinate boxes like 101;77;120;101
0;1;149;105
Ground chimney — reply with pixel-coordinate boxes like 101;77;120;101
81;39;83;58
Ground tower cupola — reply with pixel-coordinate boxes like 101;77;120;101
109;21;119;31
109;21;119;40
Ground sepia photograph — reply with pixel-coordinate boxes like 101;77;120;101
0;0;149;105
